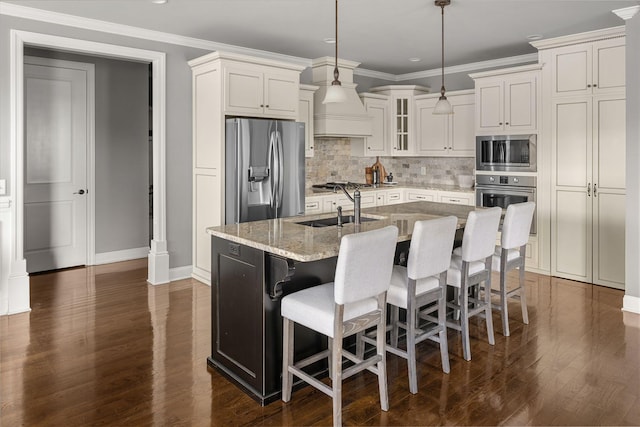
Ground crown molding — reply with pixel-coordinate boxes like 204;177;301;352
531;25;625;50
354;53;539;82
613;5;640;21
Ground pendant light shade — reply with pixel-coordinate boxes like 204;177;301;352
322;0;347;104
433;0;453;115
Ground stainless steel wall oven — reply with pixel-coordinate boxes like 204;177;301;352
475;174;537;234
476;134;537;172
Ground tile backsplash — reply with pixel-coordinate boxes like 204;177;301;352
305;138;474;188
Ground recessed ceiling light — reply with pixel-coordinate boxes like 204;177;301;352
323;38;336;44
527;34;543;41
150;0;167;4
409;58;421;62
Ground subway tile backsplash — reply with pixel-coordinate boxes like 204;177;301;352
305;138;474;188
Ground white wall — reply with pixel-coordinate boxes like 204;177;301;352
624;13;640;312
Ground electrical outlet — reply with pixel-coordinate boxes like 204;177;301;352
420;167;427;176
0;179;6;195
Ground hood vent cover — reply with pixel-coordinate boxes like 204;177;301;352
311;57;373;138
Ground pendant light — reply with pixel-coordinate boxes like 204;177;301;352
433;0;453;114
323;0;347;104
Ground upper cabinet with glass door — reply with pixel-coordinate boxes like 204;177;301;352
368;85;430;156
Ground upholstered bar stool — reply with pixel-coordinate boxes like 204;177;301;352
385;216;457;394
490;201;535;336
281;225;399;427
446;207;501;361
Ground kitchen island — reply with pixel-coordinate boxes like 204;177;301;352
206;201;478;404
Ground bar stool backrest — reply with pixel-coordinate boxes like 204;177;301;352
407;216;458;280
501;202;536;250
334;225;399;305
460;207;502;262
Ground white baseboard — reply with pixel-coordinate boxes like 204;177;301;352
623;295;640;314
169;265;193;282
94;247;149;265
191;267;211;286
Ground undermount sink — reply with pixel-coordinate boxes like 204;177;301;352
296;215;379;228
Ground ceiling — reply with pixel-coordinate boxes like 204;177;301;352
2;0;637;75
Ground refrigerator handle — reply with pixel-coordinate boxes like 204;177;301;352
276;129;284;210
236;121;243;223
268;130;277;210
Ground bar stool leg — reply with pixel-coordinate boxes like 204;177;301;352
437;279;450;373
519;247;529;324
282;317;294;402
500;253;510;337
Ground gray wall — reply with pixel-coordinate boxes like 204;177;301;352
0;14;211;268
26;47;150;254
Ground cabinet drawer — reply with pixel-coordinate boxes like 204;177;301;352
304;200;321;213
406;190;436;202
438;193;474;206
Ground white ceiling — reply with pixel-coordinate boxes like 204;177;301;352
3;0;637;75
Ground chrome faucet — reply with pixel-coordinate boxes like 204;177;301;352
336;206;343;227
333;185;361;225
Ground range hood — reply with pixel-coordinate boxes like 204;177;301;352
311;57;373;138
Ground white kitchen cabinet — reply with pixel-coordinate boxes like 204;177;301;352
437;191;474;206
415;90;475;157
471;64;541;135
376;188;404;206
351;93;391;157
299;84;318;157
545;36;625;98
224;62;302;119
550;94;626;289
189;51;304;284
368;85;430;156
323;191;377;213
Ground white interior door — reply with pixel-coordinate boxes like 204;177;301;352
24;58;91;273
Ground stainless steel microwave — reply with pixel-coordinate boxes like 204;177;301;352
476;134;537;172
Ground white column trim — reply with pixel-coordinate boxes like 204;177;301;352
5;30;169;315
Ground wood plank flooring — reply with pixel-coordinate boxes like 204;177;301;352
1;258;639;426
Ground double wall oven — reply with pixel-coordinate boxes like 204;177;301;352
475;134;537;234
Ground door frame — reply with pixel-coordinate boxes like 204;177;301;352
9;30;169;312
24;55;96;270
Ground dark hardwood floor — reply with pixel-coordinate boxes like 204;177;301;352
1;258;639;426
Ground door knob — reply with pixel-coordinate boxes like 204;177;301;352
74;189;86;195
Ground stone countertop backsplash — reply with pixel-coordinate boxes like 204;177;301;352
305;137;475;190
305;183;474;197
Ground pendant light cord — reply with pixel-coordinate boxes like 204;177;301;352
440;2;446;98
333;0;340;85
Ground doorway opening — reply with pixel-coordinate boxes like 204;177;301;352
8;29;169;314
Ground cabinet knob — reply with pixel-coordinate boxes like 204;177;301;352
368;146;371;149
593;84;597;88
587;84;591;88
260;104;264;107
505;122;509;125
310;146;313;149
499;122;503;125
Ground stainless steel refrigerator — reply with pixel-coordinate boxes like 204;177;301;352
225;118;305;224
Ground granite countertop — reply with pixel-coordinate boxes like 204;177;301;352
206;201;478;262
305;183;474;197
